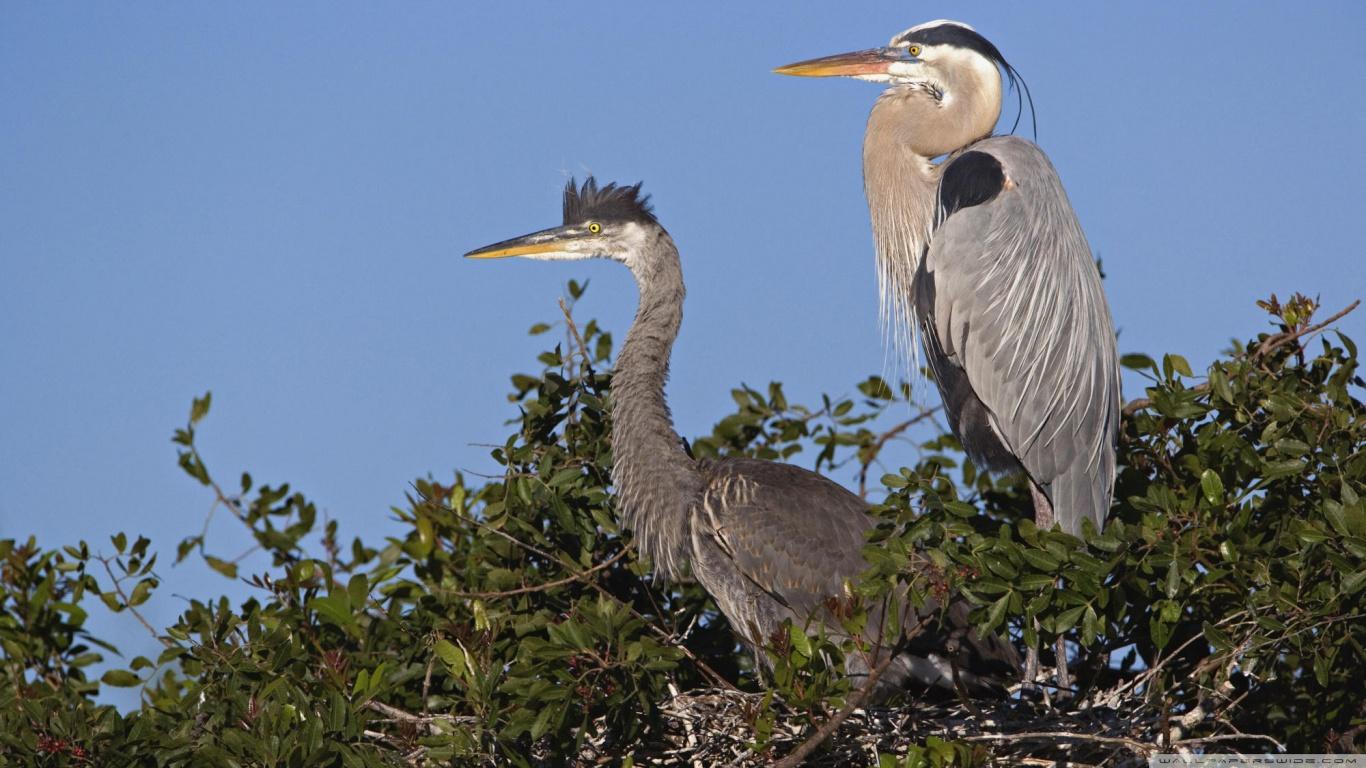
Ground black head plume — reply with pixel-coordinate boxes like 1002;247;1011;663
562;177;657;227
896;21;1036;138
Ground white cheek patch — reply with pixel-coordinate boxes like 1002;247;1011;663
617;222;651;268
887;61;922;80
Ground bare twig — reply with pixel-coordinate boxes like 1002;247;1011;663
1173;732;1285;752
558;297;593;372
771;648;897;768
437;549;630;599
365;700;473;726
856;406;942;498
95;555;172;648
961;730;1154;754
1255;298;1359;358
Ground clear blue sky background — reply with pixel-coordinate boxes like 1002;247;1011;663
3;3;1364;708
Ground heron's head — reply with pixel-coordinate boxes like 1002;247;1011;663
465;177;659;265
775;20;1031;148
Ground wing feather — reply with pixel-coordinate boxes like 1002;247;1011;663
916;136;1120;534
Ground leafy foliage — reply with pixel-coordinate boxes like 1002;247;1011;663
1;290;1362;765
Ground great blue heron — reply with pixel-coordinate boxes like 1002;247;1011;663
775;19;1120;541
467;177;1016;701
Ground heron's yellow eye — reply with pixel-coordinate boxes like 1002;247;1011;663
587;222;602;234
908;45;922;57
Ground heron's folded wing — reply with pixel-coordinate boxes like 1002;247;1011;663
920;136;1120;533
696;457;878;622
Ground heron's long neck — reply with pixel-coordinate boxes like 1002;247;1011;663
864;92;941;373
612;232;700;582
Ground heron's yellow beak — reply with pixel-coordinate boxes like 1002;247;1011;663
464;242;560;260
773;48;901;78
464;225;582;260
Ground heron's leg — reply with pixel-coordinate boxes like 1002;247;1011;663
1028;481;1072;698
1029;482;1055;530
1054;635;1072;696
1023;638;1040;690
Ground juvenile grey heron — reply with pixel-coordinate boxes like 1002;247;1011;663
467;177;1016;701
776;20;1121;540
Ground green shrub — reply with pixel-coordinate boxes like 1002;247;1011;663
1;290;1361;765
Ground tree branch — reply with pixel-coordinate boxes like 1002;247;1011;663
856;406;942;498
1122;299;1359;416
438;548;629;599
95;555;171;648
771;648;897;768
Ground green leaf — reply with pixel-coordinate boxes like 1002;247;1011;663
1343;569;1366;595
1208;364;1235;403
1263;459;1307;479
204;555;238;579
1202;621;1233;652
1200;469;1225;506
101;669;142;687
787;624;812;660
1164;558;1181;598
308;594;354;630
985;593;1011;632
434;639;465;671
53;602;88;627
190;391;212;424
1053;605;1086;634
128;579;154;607
880;473;907;489
1120;353;1156;372
1163;353;1193;378
1017;573;1056;591
1021;548;1060;572
100;591;125;613
347;573;369;609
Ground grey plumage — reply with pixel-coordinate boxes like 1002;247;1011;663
467;178;1017;700
919;137;1119;534
777;19;1121;537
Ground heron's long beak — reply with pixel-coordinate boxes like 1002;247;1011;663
464;225;582;260
773;47;908;78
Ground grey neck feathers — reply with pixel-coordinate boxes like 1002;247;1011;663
611;230;700;582
864;90;941;378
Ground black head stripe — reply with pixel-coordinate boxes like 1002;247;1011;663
562;176;656;226
897;22;1035;137
897;23;1010;70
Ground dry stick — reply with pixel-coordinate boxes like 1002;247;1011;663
1122;299;1359;416
771;629;907;768
1173;732;1285;751
365;700;473;726
961;730;1153;755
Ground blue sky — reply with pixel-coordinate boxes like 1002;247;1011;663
3;3;1364;707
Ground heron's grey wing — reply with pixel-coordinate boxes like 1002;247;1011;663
692;457;876;633
917;136;1120;535
692;458;1019;695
